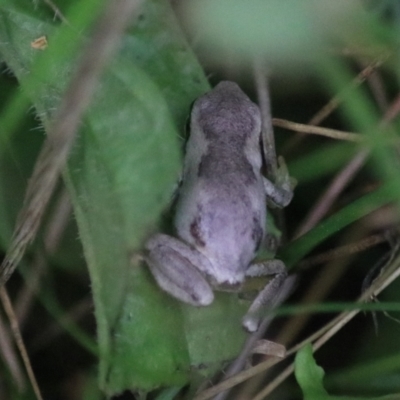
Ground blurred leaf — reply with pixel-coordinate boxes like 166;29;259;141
185;0;367;71
289;142;357;183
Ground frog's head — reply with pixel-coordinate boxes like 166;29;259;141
191;81;261;143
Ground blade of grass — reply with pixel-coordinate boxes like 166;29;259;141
282;183;396;268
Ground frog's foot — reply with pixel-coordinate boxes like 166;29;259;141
242;259;287;332
276;155;297;197
145;234;214;306
263;157;294;208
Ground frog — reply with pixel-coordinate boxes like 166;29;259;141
145;81;293;332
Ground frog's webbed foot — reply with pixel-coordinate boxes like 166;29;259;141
145;234;214;306
264;156;296;208
242;259;287;332
276;156;297;196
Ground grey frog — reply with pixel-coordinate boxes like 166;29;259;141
145;81;293;332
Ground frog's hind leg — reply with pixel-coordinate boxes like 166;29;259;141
242;260;287;332
145;234;214;306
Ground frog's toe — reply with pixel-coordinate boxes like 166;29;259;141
145;235;214;307
242;314;260;333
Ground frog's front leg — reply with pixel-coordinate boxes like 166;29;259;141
263;156;295;208
242;260;287;332
145;234;214;306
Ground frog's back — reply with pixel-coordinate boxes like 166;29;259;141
175;163;266;284
174;81;266;283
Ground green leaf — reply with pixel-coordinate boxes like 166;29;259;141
289;142;357;184
186;0;367;72
295;344;329;400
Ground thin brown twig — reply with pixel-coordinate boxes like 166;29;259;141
254;61;278;179
359;61;389;113
31;297;93;351
16;189;72;326
15;253;47;328
294;89;400;239
273;118;361;142
0;0;142;285
212;277;296;400
297;232;388;269
0;287;43;400
282;58;386;155
381;93;400;125
294;150;369;238
280;226;377;349
44;188;72;254
0;313;25;390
